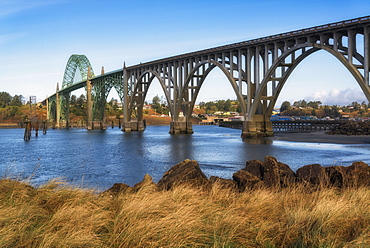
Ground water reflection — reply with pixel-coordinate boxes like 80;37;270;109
242;138;273;145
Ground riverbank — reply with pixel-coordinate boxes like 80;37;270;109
267;130;370;144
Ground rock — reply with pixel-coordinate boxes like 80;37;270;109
238;156;296;188
133;174;158;192
296;164;324;185
157;159;208;190
346;161;370;187
326;121;370;135
210;176;238;190
178;178;213;191
232;170;262;192
101;183;133;197
325;166;345;188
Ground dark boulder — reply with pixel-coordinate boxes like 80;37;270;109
101;183;133;197
345;161;370;187
157;159;208;190
232;169;262;192
296;164;324;186
325;166;345;188
238;156;296;188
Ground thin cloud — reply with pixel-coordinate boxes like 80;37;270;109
0;33;26;45
305;88;368;106
0;0;68;18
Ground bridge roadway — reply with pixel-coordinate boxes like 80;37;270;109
47;16;370;138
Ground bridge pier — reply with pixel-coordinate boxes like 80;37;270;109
88;121;107;130
241;119;274;138
122;120;146;132
169;121;194;134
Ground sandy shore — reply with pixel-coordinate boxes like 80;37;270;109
266;130;370;144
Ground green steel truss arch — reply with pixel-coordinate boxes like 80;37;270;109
62;55;95;89
92;73;124;121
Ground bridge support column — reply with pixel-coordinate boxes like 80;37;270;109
56;89;61;128
122;120;146;132
241;115;273;138
169;121;194;134
86;67;93;130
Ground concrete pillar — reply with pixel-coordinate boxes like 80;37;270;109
86;66;93;130
169;121;193;134
241;115;273;138
123;120;145;132
56;83;60;128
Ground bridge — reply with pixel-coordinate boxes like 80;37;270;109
47;16;370;138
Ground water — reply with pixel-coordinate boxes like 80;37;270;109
1;125;370;191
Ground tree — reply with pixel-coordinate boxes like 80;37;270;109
280;101;291;112
10;95;23;106
151;95;162;114
0;92;12;108
307;101;321;109
293;99;307;108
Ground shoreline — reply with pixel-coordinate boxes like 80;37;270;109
266;130;370;144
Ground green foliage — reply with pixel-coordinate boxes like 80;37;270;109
280;101;291;112
0;92;12;108
0;92;24;108
69;94;87;118
199;99;239;114
10;95;24;107
151;95;169;115
307;101;322;109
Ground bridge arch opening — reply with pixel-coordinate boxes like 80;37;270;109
182;62;245;126
196;68;240;108
278;50;368;110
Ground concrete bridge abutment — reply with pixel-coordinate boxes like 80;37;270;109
169;121;194;135
122;120;146;132
241;115;274;138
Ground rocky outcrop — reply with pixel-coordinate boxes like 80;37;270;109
296;161;370;188
232;170;262;192
346;161;370;187
327;121;370;135
296;164;325;186
157;159;208;190
233;156;296;190
105;157;370;194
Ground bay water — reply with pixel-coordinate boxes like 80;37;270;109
1;125;370;191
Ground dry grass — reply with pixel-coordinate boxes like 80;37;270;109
0;179;370;247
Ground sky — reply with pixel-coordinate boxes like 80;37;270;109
1;0;370;107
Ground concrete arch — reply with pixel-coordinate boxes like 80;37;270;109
129;70;173;119
250;43;370;121
179;59;247;119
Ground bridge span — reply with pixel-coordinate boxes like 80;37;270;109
47;16;370;138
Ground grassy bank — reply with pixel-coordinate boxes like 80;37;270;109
1;179;370;247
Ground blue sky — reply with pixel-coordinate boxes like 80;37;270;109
1;0;370;107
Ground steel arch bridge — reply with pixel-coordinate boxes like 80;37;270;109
47;16;370;137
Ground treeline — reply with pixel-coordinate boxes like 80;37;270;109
198;99;241;114
280;100;370;118
0;92;24;108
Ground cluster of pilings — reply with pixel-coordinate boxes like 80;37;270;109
24;120;47;141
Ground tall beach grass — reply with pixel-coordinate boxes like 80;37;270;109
0;179;370;247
